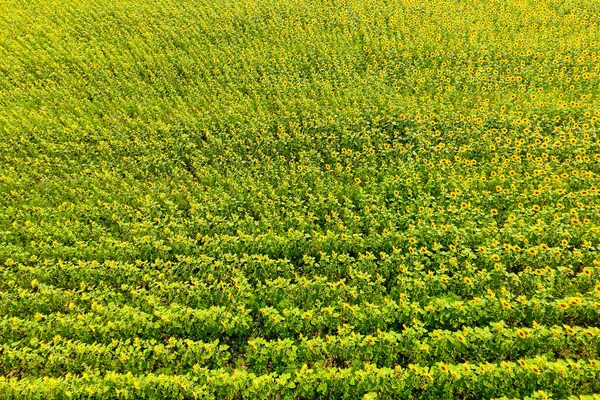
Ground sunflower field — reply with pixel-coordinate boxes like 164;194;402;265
1;0;600;398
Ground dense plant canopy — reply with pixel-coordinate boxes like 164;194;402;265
1;0;600;398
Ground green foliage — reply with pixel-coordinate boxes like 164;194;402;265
1;0;600;397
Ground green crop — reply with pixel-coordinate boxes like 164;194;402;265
1;0;600;398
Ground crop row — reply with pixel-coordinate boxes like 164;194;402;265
2;323;598;377
1;357;599;399
2;258;599;317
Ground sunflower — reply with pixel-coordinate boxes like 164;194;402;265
439;363;449;374
568;297;582;306
564;326;576;335
517;329;528;339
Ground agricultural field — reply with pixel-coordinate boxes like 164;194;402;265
1;0;600;398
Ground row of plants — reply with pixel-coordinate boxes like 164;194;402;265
1;357;599;399
2;322;598;377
